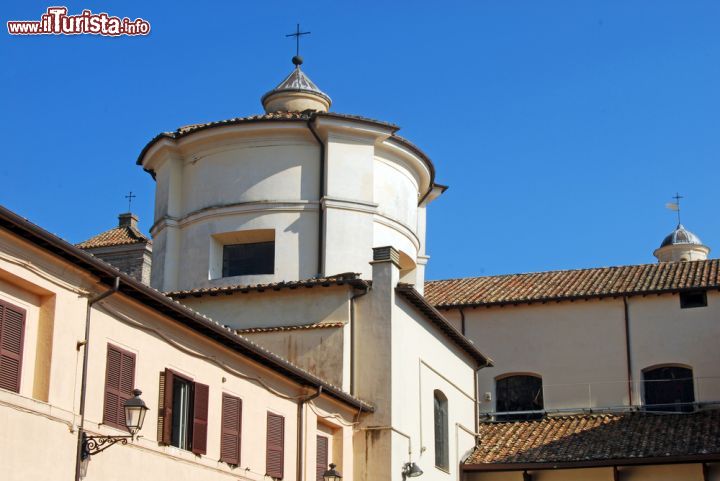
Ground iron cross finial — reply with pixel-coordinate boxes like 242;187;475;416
286;23;310;65
672;192;683;225
125;191;136;212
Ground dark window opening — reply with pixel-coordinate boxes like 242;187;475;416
222;241;274;277
171;376;194;450
433;390;449;470
160;369;209;454
643;366;695;412
680;291;707;309
496;375;544;421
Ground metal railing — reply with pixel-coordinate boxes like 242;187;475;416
481;376;720;417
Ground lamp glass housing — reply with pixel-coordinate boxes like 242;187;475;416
123;389;149;435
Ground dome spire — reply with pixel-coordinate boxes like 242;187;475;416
261;24;331;113
654;194;710;262
286;23;310;68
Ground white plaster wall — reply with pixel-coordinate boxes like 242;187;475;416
144;122;438;292
627;292;720;404
457;299;630;412
454;290;720;413
173;209;319;290
393;295;478;481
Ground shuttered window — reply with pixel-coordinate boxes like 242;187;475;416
0;299;26;393
316;435;329;481
103;344;136;429
220;394;242;465
266;412;285;479
158;368;209;454
192;383;209;455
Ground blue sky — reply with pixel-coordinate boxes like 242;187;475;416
1;1;718;280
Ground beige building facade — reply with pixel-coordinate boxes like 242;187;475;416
0;207;364;481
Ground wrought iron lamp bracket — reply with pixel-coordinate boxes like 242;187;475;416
81;432;132;458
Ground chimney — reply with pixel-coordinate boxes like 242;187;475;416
119;212;139;229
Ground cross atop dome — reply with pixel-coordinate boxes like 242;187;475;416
261;24;332;113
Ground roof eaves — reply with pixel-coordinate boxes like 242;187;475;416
166;276;370;299
462;454;720;472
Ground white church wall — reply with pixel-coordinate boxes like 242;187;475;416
627;291;720;405
143;118;439;293
460;299;630;413
456;289;720;413
392;295;479;481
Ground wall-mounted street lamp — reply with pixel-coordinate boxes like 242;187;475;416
402;462;423;480
81;389;149;460
322;463;342;481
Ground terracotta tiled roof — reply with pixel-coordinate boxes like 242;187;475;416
76;225;150;249
137;111;400;164
465;410;720;466
135;111;441;198
166;274;368;299
234;321;346;334
425;259;720;308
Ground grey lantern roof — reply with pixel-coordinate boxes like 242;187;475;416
261;66;332;106
659;224;704;248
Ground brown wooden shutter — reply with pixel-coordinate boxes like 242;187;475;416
316;435;329;481
220;393;242;465
0;300;26;393
160;368;175;445
191;382;209;455
103;344;136;429
266;412;285;479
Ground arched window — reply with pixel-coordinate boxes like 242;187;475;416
495;374;544;421
433;390;449;470
643;365;695;412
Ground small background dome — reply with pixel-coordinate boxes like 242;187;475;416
659;224;704;248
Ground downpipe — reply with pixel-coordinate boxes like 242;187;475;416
74;277;120;481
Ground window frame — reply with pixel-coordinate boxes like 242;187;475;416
266;411;285;479
102;343;136;430
679;290;707;309
220;393;243;466
0;298;26;394
159;368;209;455
221;241;275;278
433;389;449;471
495;373;544;421
642;365;695;412
316;434;329;481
